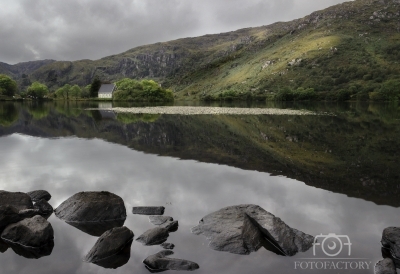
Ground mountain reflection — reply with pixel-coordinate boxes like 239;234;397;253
0;101;399;207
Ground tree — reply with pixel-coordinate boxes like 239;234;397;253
70;85;81;98
90;77;101;97
0;74;17;96
27;82;49;99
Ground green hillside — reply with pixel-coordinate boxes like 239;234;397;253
2;0;400;101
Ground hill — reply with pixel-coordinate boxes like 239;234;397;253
2;0;400;100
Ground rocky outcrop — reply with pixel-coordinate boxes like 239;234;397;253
132;206;165;215
375;258;397;274
136;227;169;246
192;204;314;256
0;215;54;259
55;191;126;236
84;226;134;269
149;216;173;225
143;250;199;272
0;191;33;211
27;190;51;202
33;200;53;219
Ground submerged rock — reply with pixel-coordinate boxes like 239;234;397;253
143;250;199;272
34;199;53;219
84;226;134;269
1;215;54;259
381;227;400;261
375;258;396;274
0;191;33;211
132;206;165;215
149;216;173;225
136;227;169;246
161;243;175;250
55;191;126;236
27;190;51;202
192;204;314;256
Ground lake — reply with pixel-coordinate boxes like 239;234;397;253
0;101;399;274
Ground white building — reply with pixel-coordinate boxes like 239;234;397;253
98;84;116;99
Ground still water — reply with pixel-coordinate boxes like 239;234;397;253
0;101;399;274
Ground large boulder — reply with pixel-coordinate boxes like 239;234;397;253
136;227;169;246
33;199;53;219
27;190;51;202
192;204;314;256
143;250;199;272
0;205;22;233
84;226;134;269
375;258;397;274
1;215;54;259
0;191;33;211
132;206;165;215
149;216;173;225
381;227;400;261
54;191;126;236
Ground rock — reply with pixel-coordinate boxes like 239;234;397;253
84;226;134;269
191;204;314;256
136;227;169;246
381;227;400;259
132;206;165;215
375;258;396;274
149;216;173;225
27;190;51;202
160;220;179;232
54;191;126;236
34;199;53;219
0;191;33;211
0;205;22;233
161;243;175;250
143;250;199;272
0;239;8;253
18;209;41;219
1;215;54;259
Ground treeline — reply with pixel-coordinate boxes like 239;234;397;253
113;78;173;102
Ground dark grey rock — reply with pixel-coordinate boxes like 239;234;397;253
0;239;8;253
18;209;41;219
1;215;54;259
375;258;396;274
160;220;179;232
27;190;51;202
191;204;314;256
0;205;22;233
143;250;199;272
0;191;33;211
34;199;53;219
84;226;134;269
132;206;165;215
54;191;126;236
149;216;173;225
161;243;175;250
136;227;169;246
381;227;400;261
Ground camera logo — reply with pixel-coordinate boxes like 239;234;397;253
313;233;352;257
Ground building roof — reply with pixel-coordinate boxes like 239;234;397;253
98;83;116;94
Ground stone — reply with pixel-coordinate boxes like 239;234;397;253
1;215;54;259
0;239;8;253
18;209;41;219
381;227;400;260
191;204;314;256
27;190;51;202
54;191;126;236
161;243;175;250
149;216;173;225
84;226;134;269
34;199;54;219
0;191;33;211
143;250;199;272
136;227;169;246
160;220;179;232
375;258;396;274
0;205;22;233
132;206;165;215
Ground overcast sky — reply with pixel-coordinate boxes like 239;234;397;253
1;0;350;64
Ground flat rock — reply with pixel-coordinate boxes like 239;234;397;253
34;199;53;219
375;258;396;274
27;190;51;202
55;191;126;236
0;205;22;232
143;250;199;272
149;216;173;225
161;243;175;250
132;206;165;215
84;226;134;269
0;191;33;211
381;227;400;260
136;227;169;246
191;204;314;256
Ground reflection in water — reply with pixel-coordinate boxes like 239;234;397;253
65;220;126;237
5;240;54;260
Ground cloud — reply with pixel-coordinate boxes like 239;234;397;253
0;0;349;64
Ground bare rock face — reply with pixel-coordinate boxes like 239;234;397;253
0;215;54;259
191;204;314;256
0;191;33;211
143;250;199;272
33;199;53;219
136;227;169;246
375;258;397;274
84;226;134;269
132;206;165;215
54;191;126;236
27;190;51;202
149;216;173;225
